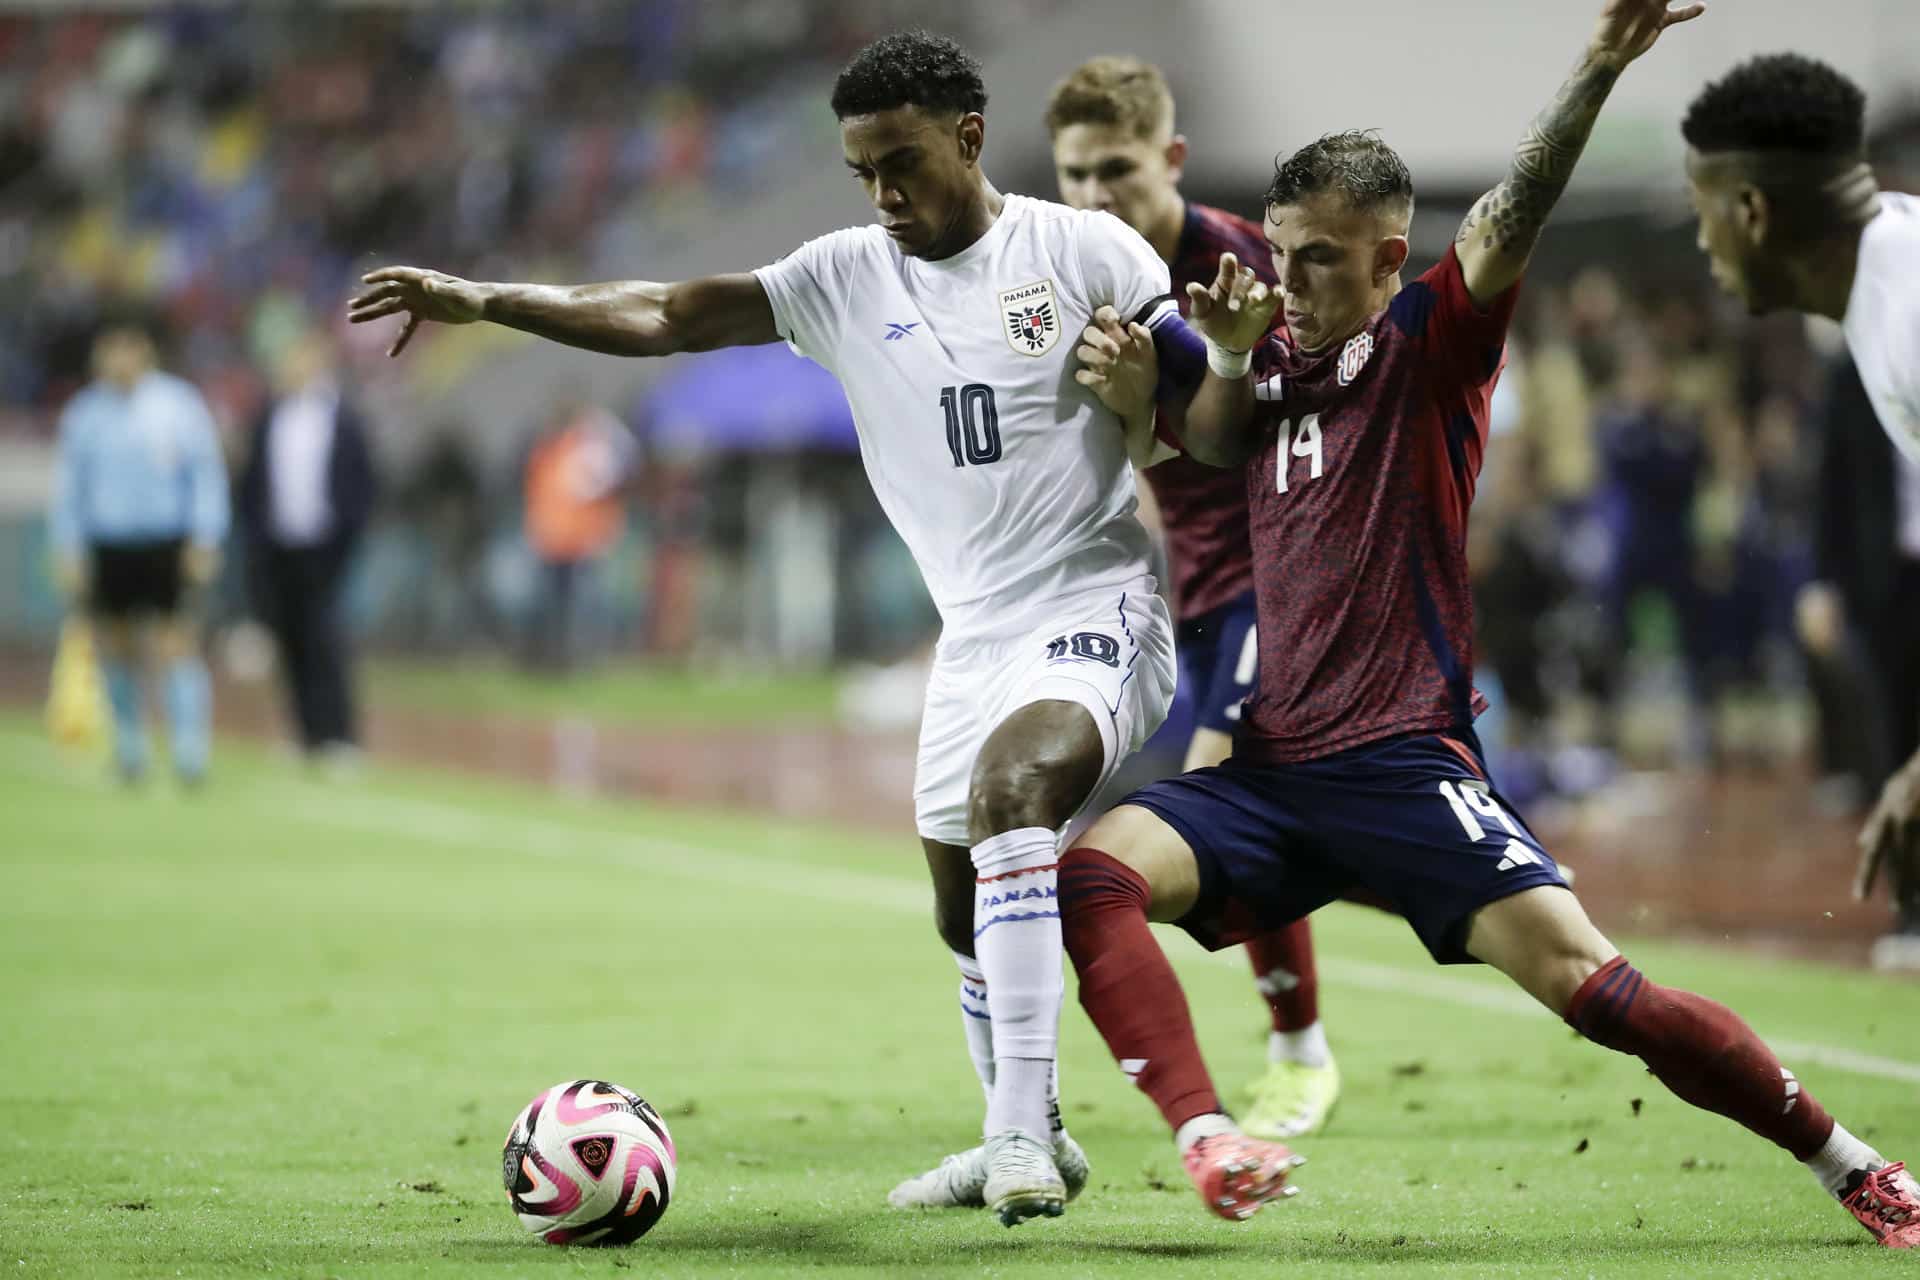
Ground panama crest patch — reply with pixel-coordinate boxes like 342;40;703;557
1000;279;1060;355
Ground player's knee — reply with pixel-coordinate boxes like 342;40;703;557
966;742;1099;841
1468;886;1617;1015
1065;805;1202;924
933;898;974;957
1534;946;1614;1016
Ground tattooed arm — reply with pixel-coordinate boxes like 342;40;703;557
1455;0;1704;305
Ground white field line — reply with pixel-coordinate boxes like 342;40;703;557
6;731;1918;1087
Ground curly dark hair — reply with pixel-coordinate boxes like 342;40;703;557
830;30;988;121
1682;54;1865;155
1265;130;1413;217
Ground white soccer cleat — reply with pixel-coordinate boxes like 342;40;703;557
888;1147;987;1208
982;1129;1066;1227
1053;1133;1090;1202
888;1133;1089;1209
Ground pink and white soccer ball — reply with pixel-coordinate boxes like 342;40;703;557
501;1079;677;1245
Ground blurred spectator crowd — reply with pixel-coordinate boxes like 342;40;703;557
0;2;1042;429
3;5;1917;810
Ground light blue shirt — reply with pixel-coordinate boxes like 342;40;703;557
49;372;230;552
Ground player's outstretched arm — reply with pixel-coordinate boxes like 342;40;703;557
1453;0;1704;305
348;268;779;359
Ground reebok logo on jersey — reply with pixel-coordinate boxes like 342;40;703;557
999;279;1059;356
883;322;919;341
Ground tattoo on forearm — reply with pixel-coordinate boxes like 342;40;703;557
1456;58;1620;254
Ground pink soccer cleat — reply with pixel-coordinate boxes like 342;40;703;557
1181;1133;1305;1221
1842;1160;1920;1248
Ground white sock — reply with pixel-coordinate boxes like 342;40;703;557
1804;1122;1884;1198
1174;1112;1239;1154
994;1058;1055;1146
954;953;1069;1145
1268;1022;1332;1069
972;826;1062;1144
1048;1061;1068;1145
954;951;995;1119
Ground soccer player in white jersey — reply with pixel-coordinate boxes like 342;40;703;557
1685;56;1920;1000
350;31;1189;1227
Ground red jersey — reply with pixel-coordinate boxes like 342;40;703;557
1234;246;1517;763
1145;201;1276;620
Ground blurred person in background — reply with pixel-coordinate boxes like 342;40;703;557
1801;355;1920;947
1592;340;1711;759
237;332;376;763
1046;54;1339;1143
520;402;637;672
1685;53;1920;973
392;429;496;652
47;314;228;785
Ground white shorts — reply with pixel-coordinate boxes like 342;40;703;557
914;583;1177;846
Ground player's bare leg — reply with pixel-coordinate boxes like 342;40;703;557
1180;729;1340;1139
888;837;1087;1211
94;618;148;782
961;698;1110;1226
1058;804;1305;1222
150;612;212;785
1465;884;1918;1249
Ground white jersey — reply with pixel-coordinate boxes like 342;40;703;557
754;193;1176;639
1843;191;1920;464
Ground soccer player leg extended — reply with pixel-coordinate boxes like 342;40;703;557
1057;802;1307;1220
896;591;1174;1223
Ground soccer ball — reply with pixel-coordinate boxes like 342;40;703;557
501;1079;677;1245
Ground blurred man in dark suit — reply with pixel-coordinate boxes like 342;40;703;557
238;333;376;761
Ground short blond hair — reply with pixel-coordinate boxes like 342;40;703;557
1045;55;1174;141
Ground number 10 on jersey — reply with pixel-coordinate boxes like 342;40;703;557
1275;413;1323;493
940;384;1002;467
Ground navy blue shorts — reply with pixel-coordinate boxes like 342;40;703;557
1176;591;1259;737
1126;730;1567;964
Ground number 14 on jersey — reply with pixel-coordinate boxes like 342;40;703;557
1275;413;1323;493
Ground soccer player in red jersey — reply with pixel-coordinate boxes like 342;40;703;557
1065;0;1916;1246
1046;56;1339;1143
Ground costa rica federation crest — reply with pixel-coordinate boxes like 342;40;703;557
1337;331;1374;386
999;279;1060;356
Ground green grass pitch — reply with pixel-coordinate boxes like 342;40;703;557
2;717;1916;1278
364;660;844;728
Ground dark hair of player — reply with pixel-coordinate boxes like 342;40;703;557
1044;55;1173;140
1681;53;1866;156
830;30;988;121
1265;130;1414;220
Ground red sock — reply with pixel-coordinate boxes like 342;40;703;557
1245;919;1318;1033
1566;956;1835;1160
1059;847;1223;1132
